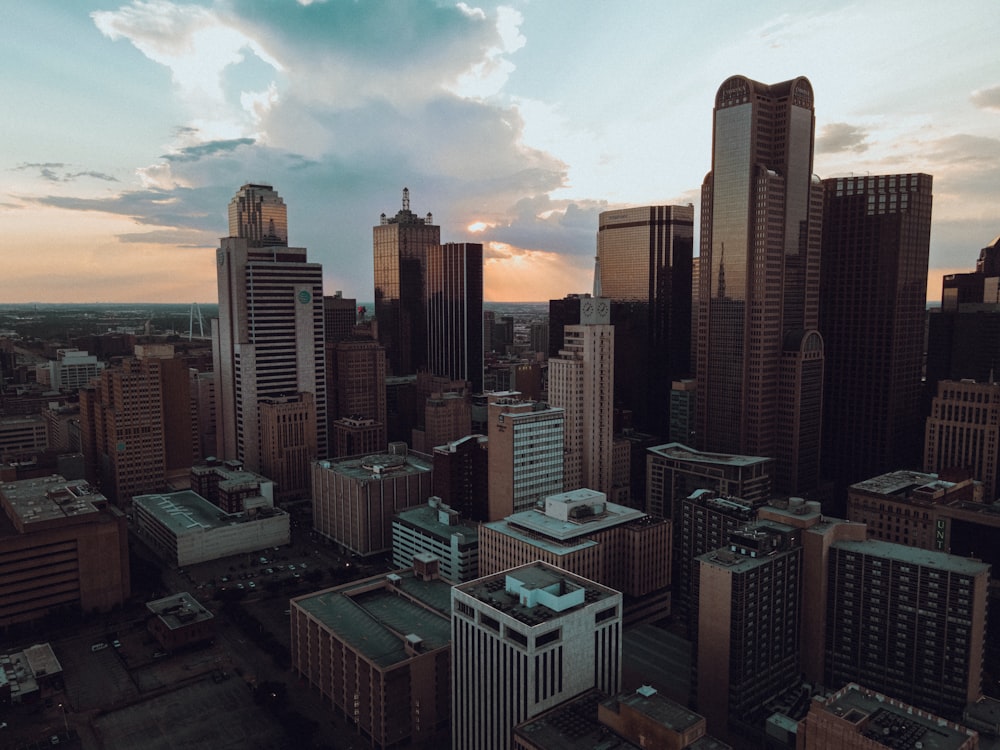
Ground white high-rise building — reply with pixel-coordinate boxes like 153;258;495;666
451;561;622;750
548;298;614;494
213;184;327;471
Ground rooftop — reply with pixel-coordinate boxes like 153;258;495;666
456;561;618;627
605;685;703;732
146;592;214;630
293;569;452;668
850;470;962;500
0;475;106;530
833;539;990;576
514;689;642;750
648;442;771;468
815;683;977;750
314;451;432;482
133;490;286;536
394;499;480;544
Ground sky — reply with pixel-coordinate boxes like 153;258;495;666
3;1;999;304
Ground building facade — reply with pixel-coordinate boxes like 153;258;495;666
331;337;387;456
426;242;484;393
597;205;695;435
392;497;480;583
486;395;565;520
312;448;434;556
374;188;440;377
696;76;824;495
925;379;1000;503
213;183;327;472
820;174;934;497
452;562;623;750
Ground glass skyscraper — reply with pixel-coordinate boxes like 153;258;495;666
696;76;824;495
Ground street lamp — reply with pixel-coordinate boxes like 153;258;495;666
58;703;68;733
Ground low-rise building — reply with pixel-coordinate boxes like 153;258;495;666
133;489;289;566
392;497;479;583
146;592;215;651
290;566;453;748
0;476;129;628
0;643;62;705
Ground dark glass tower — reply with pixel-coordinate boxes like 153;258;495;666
820;174;933;499
597;205;694;435
696;76;824;495
374;188;440;376
426;242;484;392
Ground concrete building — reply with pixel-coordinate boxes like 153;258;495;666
696;76;824;495
452;562;623;750
311;447;433;556
412;390;471;455
512;685;727;750
669;379;697;445
79;345;195;506
796;683;979;750
258;392;315;502
214;183;327;471
597;205;695;436
0;643;62;705
146;592;215;651
392;497;479;583
374;188;440;377
291;566;453;748
549;298;615;495
0;415;48;462
43;403;80;454
189;459;274;514
133;489;289;567
487;394;564;520
820;174;934;499
925;379;1000;502
694;521;803;743
480;488;670;626
826;539;990;719
0;476;129;629
431;434;489;521
35;349;104;392
426;242;484;392
331;337;387;456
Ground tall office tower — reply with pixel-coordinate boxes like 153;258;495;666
214;184;327;472
548;298;614;494
826;539;989;720
482;309;496;354
547;293;588;357
322;292;357;344
79;345;194;506
528;320;548;355
820;174;934;499
669;379;696;444
486;394;565;520
330;337;387;456
259;393;315;501
190;369;216;462
925;380;1000;502
374;188;439;376
696;76;824;496
452;561;623;750
432;435;489;521
693;521;802;743
414;391;471;454
426;242;484;393
597;205;695;434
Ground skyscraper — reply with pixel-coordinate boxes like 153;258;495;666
213;184;327;472
452;562;623;750
548;297;615;494
426;242;484;392
597;205;694;434
695;76;824;495
374;188;440;376
820;174;933;497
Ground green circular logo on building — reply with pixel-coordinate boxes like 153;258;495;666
298;289;312;304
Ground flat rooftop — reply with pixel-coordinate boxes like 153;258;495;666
457;562;618;627
833;538;990;576
850;470;956;498
817;683;977;750
315;451;432;482
648;442;771;468
0;475;105;529
134;490;286;536
394;502;480;544
605;685;703;733
514;689;642;750
494;494;650;544
293;570;452;668
147;593;214;630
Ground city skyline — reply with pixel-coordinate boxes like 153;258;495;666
4;1;998;304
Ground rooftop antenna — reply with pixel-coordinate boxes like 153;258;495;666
402;187;410;212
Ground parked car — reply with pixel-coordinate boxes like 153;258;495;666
91;643;108;652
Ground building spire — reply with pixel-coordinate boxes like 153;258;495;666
592;255;602;297
402;187;410;212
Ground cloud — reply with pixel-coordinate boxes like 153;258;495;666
971;85;1000;112
817;122;870;154
161;137;256;162
13;163;118;183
